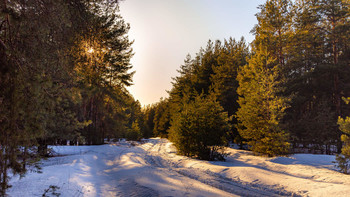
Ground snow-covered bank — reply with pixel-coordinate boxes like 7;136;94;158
7;138;350;196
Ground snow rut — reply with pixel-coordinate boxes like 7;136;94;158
140;139;299;197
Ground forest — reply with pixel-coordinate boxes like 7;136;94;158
145;0;350;166
0;0;145;195
0;0;349;196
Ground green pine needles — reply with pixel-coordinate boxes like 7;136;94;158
236;48;290;157
169;94;231;161
336;97;350;174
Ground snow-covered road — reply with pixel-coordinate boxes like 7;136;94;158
8;139;237;196
8;138;350;196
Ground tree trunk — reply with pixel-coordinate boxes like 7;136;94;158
38;139;48;157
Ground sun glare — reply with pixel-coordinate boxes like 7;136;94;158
87;47;94;54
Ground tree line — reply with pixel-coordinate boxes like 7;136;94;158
0;0;145;195
144;0;350;166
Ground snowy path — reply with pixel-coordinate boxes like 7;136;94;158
8;140;236;196
8;138;350;196
139;139;292;197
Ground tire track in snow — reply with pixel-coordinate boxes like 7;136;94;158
141;140;195;196
140;139;299;197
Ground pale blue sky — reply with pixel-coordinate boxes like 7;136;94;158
119;0;263;106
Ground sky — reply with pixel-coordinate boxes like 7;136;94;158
119;0;263;106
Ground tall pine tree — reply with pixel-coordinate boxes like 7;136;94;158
236;0;292;156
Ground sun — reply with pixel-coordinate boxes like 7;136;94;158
87;47;94;54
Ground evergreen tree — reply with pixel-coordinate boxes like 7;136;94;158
211;37;249;144
167;39;249;146
153;98;171;137
236;46;290;156
316;0;350;152
169;94;231;161
126;120;142;141
336;97;350;174
284;0;350;153
0;0;134;194
0;0;85;192
236;0;292;156
72;2;134;144
192;40;221;94
141;105;156;138
284;0;329;152
0;0;83;193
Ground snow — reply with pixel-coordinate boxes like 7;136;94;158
7;138;350;197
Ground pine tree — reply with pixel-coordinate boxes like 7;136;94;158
236;46;290;156
318;0;350;152
169;94;231;160
126;120;142;141
153;98;171;137
0;0;85;193
284;0;350;153
236;0;292;156
211;37;249;144
192;40;221;95
0;0;134;194
337;97;350;174
72;2;134;144
141;105;156;138
284;0;329;152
